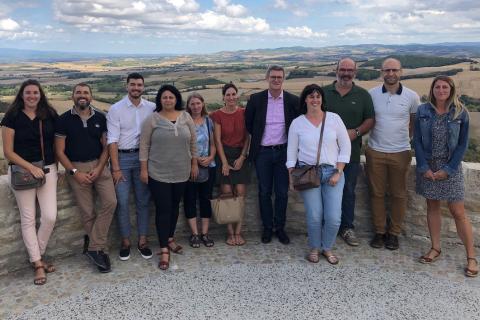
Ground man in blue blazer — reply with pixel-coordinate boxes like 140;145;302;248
245;65;300;244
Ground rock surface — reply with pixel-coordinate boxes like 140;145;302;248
1;159;479;274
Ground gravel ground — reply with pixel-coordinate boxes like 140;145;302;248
7;263;480;320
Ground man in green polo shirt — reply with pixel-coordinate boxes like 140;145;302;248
323;57;375;246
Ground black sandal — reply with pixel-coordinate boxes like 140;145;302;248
201;234;214;247
189;234;201;248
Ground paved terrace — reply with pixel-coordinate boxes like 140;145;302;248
1;160;479;319
1;232;479;320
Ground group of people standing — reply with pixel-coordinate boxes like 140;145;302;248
1;58;477;285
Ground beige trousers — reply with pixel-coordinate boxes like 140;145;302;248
66;160;116;251
10;164;58;263
365;147;412;235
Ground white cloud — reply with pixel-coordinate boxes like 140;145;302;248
272;0;309;17
0;30;38;40
330;0;480;43
165;0;199;12
274;26;327;38
53;0;335;40
213;0;247;17
0;16;44;41
292;9;308;17
0;18;20;31
274;0;288;10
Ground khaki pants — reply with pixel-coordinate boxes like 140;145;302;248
66;160;116;251
365;147;412;235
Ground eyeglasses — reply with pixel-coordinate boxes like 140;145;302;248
382;69;401;73
338;68;355;73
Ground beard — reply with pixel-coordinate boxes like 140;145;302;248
129;90;143;98
75;99;90;110
384;76;399;85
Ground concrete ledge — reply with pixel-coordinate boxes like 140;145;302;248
1;158;479;275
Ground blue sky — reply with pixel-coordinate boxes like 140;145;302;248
1;0;479;54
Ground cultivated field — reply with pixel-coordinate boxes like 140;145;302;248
1;58;480;162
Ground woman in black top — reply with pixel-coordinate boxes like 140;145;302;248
1;79;58;285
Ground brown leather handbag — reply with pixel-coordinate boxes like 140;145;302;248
10;120;46;190
291;114;326;191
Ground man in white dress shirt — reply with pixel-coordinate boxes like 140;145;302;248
367;58;420;250
107;73;156;261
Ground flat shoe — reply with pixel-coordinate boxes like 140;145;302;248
306;250;320;263
201;234;214;247
33;265;47;285
157;251;170;270
322;252;339;265
43;263;55;273
189;234;201;248
168;239;183;254
419;247;441;264
235;234;246;246
32;261;55;274
465;257;479;278
226;234;236;246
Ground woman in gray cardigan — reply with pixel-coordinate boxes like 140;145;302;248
140;85;198;270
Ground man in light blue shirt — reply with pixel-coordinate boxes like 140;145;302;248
107;73;155;261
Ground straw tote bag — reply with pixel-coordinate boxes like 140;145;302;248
211;178;244;224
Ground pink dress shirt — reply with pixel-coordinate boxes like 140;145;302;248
261;91;287;146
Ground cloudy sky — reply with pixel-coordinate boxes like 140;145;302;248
1;0;479;54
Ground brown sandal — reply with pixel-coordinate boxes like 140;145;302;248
419;247;441;264
43;262;55;273
33;265;47;285
235;234;246;246
226;234;236;246
157;251;170;270
322;251;339;265
465;257;479;278
167;239;183;254
41;256;56;273
307;250;320;263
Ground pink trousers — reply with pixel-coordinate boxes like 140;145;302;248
9;164;57;262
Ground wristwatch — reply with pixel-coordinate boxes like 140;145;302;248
333;168;343;174
355;128;361;137
69;168;78;176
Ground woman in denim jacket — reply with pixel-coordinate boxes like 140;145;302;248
413;75;477;277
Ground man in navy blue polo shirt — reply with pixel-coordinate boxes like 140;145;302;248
55;83;117;273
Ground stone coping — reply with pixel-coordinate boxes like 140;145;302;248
0;158;478;275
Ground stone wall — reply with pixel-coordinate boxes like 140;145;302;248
1;159;479;275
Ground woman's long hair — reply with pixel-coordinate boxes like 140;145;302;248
186;92;208;117
428;75;465;120
4;79;57;120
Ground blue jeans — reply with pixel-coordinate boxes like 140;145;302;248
254;146;289;231
340;162;360;231
300;165;345;251
115;152;151;239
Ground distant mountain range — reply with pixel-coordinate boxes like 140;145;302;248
1;42;479;63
